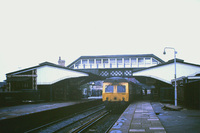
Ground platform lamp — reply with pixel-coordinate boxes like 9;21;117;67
163;47;178;106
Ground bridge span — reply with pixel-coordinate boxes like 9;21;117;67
67;54;164;78
67;55;200;84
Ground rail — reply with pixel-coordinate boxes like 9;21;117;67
24;104;105;133
71;111;110;133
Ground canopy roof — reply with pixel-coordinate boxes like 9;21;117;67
6;62;101;85
133;59;200;84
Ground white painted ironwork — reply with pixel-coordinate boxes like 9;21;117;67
72;57;161;69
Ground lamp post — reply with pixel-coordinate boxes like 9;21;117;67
163;47;178;106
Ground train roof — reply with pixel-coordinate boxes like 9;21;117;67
104;77;130;83
104;77;145;88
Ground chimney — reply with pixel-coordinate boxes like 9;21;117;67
58;56;65;67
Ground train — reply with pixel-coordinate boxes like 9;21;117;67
102;77;142;110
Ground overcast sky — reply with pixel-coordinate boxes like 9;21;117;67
0;0;200;81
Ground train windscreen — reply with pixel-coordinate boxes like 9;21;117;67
105;85;114;93
117;85;126;93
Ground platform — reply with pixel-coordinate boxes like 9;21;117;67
0;99;92;121
0;99;102;133
109;101;166;133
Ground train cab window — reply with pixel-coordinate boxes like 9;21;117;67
117;85;126;93
105;85;114;93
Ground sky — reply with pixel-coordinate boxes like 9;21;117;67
0;0;200;81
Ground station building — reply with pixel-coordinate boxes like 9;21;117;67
3;54;200;108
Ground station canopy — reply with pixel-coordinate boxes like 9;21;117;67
6;62;102;85
133;59;200;84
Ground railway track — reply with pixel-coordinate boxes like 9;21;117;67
25;105;105;133
80;113;120;133
25;104;123;133
71;110;110;133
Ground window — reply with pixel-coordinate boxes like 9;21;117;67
103;59;108;64
131;58;137;64
82;59;87;64
145;58;151;64
89;59;94;64
105;85;114;93
124;58;129;64
117;85;126;93
110;59;116;68
117;58;122;64
138;58;144;65
110;59;115;64
96;59;101;64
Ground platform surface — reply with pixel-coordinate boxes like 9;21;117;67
151;102;200;133
0;100;90;120
109;101;166;133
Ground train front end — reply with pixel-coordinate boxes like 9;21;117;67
102;80;129;110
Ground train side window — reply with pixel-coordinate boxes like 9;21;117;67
105;85;114;93
117;85;126;93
